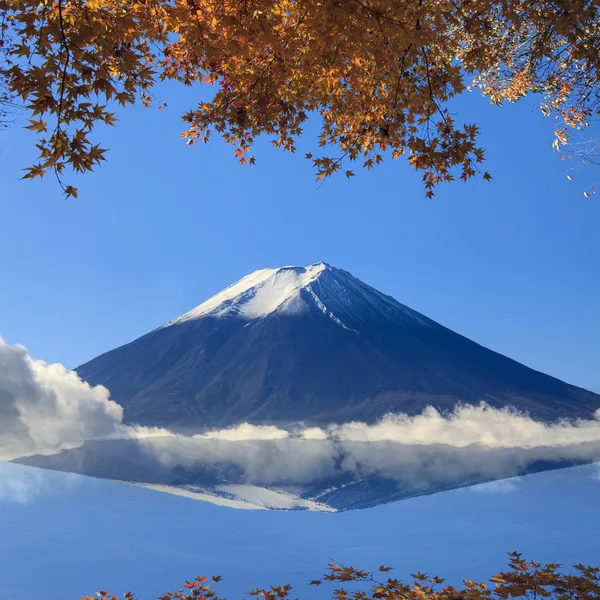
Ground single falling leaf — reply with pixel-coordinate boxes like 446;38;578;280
64;185;79;198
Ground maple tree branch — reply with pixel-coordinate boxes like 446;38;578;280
392;43;413;113
52;0;72;192
56;0;71;134
421;47;449;130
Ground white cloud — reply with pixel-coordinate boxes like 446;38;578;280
141;436;338;484
199;423;290;441
323;404;600;447
299;427;329;440
0;337;124;461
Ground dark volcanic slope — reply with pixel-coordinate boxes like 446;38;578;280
76;263;600;429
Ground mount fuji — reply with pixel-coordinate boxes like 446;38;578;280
76;262;600;430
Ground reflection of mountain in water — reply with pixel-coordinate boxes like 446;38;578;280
16;436;600;511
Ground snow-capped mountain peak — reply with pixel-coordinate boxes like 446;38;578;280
163;262;429;330
162;263;315;321
76;263;600;431
164;262;331;325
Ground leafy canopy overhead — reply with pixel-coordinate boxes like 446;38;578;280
1;0;599;196
84;552;600;600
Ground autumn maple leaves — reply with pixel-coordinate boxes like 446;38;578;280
83;553;600;600
1;0;598;195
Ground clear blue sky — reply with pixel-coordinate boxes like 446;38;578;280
0;83;598;391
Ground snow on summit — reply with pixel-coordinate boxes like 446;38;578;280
165;262;331;324
163;262;428;328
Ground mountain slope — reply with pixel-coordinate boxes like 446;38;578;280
76;263;600;429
